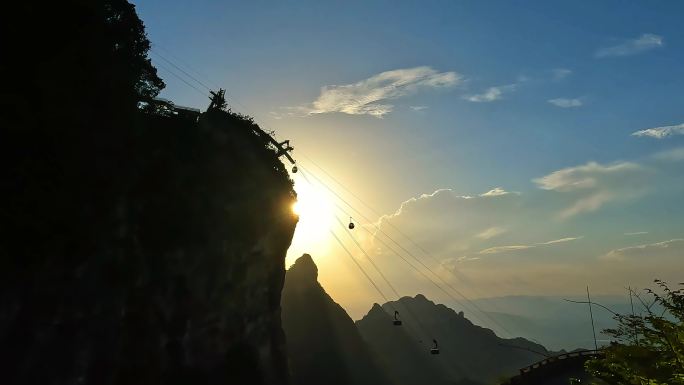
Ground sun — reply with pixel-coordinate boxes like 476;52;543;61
291;201;303;216
287;176;336;262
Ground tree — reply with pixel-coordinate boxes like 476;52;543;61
585;280;684;384
103;0;165;103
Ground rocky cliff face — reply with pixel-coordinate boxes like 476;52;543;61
2;2;299;384
282;254;392;385
3;75;297;385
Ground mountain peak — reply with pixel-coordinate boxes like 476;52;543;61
288;253;318;280
413;293;428;302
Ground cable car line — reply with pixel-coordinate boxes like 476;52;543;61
154;61;209;97
328;228;437;352
152;44;221;90
334;215;401;299
300;168;434;342
151;49;213;91
333;213;436;344
299;165;493;329
298;166;496;334
298;164;506;334
297;155;519;338
153;48;519;340
300;153;529;312
328;230;392;306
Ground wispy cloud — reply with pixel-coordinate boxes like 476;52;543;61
293;66;460;118
445;256;481;265
595;33;664;58
602;239;684;260
548;98;583;108
632;123;684;139
624;231;648;236
534;162;641;192
534;161;646;218
479;245;533;254
479;236;582;255
410;105;428;112
464;84;516;103
537;236;583;245
480;187;515;197
476;227;508;240
551;68;572;80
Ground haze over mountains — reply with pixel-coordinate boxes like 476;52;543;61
282;254;559;385
470;295;636;351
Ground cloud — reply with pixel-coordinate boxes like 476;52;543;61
537;236;583;245
624;232;648;236
410;105;428;112
551;68;572;80
548;98;583;108
601;239;684;260
480;187;515;197
464;84;516;103
341;150;683;311
296;66;460;117
372;188;521;256
632;123;684;139
533;161;647;218
534;162;642;192
478;236;582;255
477;227;508;240
595;33;664;58
479;245;533;254
444;256;481;266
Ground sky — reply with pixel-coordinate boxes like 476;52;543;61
135;1;684;320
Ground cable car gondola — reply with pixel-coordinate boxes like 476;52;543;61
348;217;355;230
291;165;298;173
430;339;440;355
393;310;402;326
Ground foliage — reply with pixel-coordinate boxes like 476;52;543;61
585;280;684;384
103;0;165;102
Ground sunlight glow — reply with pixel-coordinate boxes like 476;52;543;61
286;176;336;265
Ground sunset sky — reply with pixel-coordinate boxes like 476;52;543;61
135;1;684;319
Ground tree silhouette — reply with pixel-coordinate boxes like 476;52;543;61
585;281;684;384
103;0;165;102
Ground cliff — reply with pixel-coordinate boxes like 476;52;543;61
0;1;297;384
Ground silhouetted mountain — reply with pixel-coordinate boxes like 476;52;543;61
355;302;454;385
282;255;393;385
357;295;555;385
1;1;297;384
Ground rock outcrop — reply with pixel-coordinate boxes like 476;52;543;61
282;254;392;385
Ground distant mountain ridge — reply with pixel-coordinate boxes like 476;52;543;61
283;254;559;385
470;295;637;350
357;295;555;384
